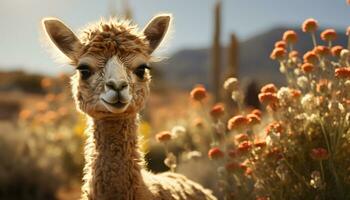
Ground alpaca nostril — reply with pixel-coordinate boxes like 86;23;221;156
119;81;128;90
106;80;128;91
106;80;117;91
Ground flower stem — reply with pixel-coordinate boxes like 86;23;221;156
311;32;317;48
319;161;325;182
289;44;294;52
328;41;332;48
282;155;310;188
319;119;332;153
329;158;344;199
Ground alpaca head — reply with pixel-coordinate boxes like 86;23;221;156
42;15;171;119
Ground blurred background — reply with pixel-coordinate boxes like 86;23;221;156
0;0;349;199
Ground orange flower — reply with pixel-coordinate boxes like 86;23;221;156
225;161;239;172
208;147;224;160
344;99;350;108
270;47;287;60
247;113;261;126
41;77;53;89
321;29;337;42
251;109;262;118
190;85;207;101
193;117;204;128
282;30;298;44
210;103;225;119
227;115;250;130
302;18;318;33
274;40;286;49
265;121;284;135
303;51;318;64
301;63;315;73
316;96;326;106
260;83;277;93
239;162;248;171
310;148;329;161
331;45;343;57
36;101;49;112
290;89;301;98
254;140;267;148
313;45;330;56
335;67;350;79
155;131;172;142
245;167;253;176
235;133;249;143
289;50;299;58
258;92;278;105
19;109;32;121
237;141;252;152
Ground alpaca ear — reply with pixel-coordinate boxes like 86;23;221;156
42;18;82;61
143;14;172;54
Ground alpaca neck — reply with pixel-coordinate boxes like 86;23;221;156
83;115;146;200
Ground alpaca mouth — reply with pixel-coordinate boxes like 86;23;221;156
101;98;129;113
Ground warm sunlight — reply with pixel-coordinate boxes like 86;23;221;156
1;0;350;199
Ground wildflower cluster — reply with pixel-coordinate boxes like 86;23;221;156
158;80;264;199
159;19;350;200
253;19;350;199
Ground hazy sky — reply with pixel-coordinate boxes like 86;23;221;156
0;0;349;75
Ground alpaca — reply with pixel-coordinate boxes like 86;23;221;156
42;15;217;200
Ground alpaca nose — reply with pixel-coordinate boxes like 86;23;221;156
105;80;128;92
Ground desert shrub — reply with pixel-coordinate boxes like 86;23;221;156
0;75;85;199
0;71;46;94
0;131;61;200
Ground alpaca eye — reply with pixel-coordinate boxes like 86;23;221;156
134;64;150;79
77;64;92;80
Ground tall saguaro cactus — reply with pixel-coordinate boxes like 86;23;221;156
223;33;240;114
108;0;133;20
212;0;222;102
227;33;239;78
108;0;117;17
122;0;133;20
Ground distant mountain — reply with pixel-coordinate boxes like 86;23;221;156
159;27;348;90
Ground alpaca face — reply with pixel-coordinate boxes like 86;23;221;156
70;53;152;118
42;15;171;118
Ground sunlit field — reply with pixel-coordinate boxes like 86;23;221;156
1;0;350;200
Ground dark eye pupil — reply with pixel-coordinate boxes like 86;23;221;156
134;64;149;79
77;64;91;80
80;69;91;80
134;68;145;78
